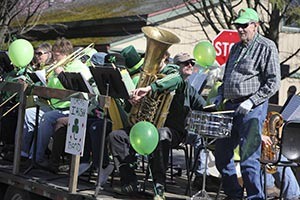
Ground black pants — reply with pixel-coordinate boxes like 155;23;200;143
107;126;185;186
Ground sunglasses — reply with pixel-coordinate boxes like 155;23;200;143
34;51;48;56
181;60;195;66
234;23;253;29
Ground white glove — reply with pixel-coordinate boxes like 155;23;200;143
210;95;223;107
236;99;253;115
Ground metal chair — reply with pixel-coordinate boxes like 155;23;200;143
263;120;300;199
170;143;192;196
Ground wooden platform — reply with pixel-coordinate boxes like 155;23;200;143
0;153;225;200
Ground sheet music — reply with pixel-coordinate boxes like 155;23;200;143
28;69;46;86
281;95;300;121
79;72;94;94
35;69;46;86
120;69;135;96
187;72;207;92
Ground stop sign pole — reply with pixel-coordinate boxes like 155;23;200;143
213;30;240;66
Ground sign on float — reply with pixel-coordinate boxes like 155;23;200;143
65;98;89;156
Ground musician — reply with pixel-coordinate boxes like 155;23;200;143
121;45;144;87
32;42;53;71
21;38;92;163
262;135;300;199
44;53;127;187
0;51;14;80
213;8;281;199
107;52;206;199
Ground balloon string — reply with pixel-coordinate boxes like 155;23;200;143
148;156;158;196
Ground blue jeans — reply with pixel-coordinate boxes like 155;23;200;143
36;109;69;162
21;106;51;157
215;100;268;199
185;132;208;176
265;155;300;199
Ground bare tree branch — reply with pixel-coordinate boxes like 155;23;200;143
281;48;300;64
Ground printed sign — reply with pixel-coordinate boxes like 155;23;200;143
65;98;89;156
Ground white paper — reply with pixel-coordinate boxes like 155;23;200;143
79;72;94;94
120;69;135;96
34;69;46;86
187;72;208;93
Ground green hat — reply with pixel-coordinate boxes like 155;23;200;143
104;53;126;68
120;45;143;75
234;8;259;24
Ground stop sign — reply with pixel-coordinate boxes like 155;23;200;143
213;30;240;66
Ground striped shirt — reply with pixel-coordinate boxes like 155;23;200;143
219;33;281;106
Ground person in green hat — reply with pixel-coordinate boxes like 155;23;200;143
212;8;281;199
120;45;144;87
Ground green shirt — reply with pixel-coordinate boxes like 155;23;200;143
150;64;181;93
48;59;92;109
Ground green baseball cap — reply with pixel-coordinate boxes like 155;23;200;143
234;8;259;24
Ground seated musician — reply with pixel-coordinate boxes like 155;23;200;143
0;43;53;160
31;42;53;71
0;51;17;158
45;53;128;186
21;38;92;164
107;52;206;200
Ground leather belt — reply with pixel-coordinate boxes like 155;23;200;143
229;96;251;104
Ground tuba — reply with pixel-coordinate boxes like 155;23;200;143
129;26;180;128
261;111;283;173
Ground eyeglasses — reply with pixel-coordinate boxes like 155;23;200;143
181;60;195;66
34;51;48;56
235;23;253;29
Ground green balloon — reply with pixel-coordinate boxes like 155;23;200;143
8;39;34;68
193;41;216;68
130;121;159;155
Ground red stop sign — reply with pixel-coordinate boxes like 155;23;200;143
213;30;240;66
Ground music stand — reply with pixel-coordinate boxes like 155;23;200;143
89;66;132;99
58;72;94;94
89;66;131;196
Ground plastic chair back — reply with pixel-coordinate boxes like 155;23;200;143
281;120;300;162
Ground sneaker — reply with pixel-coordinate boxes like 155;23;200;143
99;164;114;186
153;184;165;200
121;181;139;194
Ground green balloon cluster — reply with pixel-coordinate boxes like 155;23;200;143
129;121;159;156
193;41;216;68
8;39;34;68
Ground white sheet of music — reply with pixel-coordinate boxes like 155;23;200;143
34;69;46;86
79;72;94;94
281;95;300;121
187;72;207;92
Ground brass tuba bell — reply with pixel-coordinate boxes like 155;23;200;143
129;26;180;128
